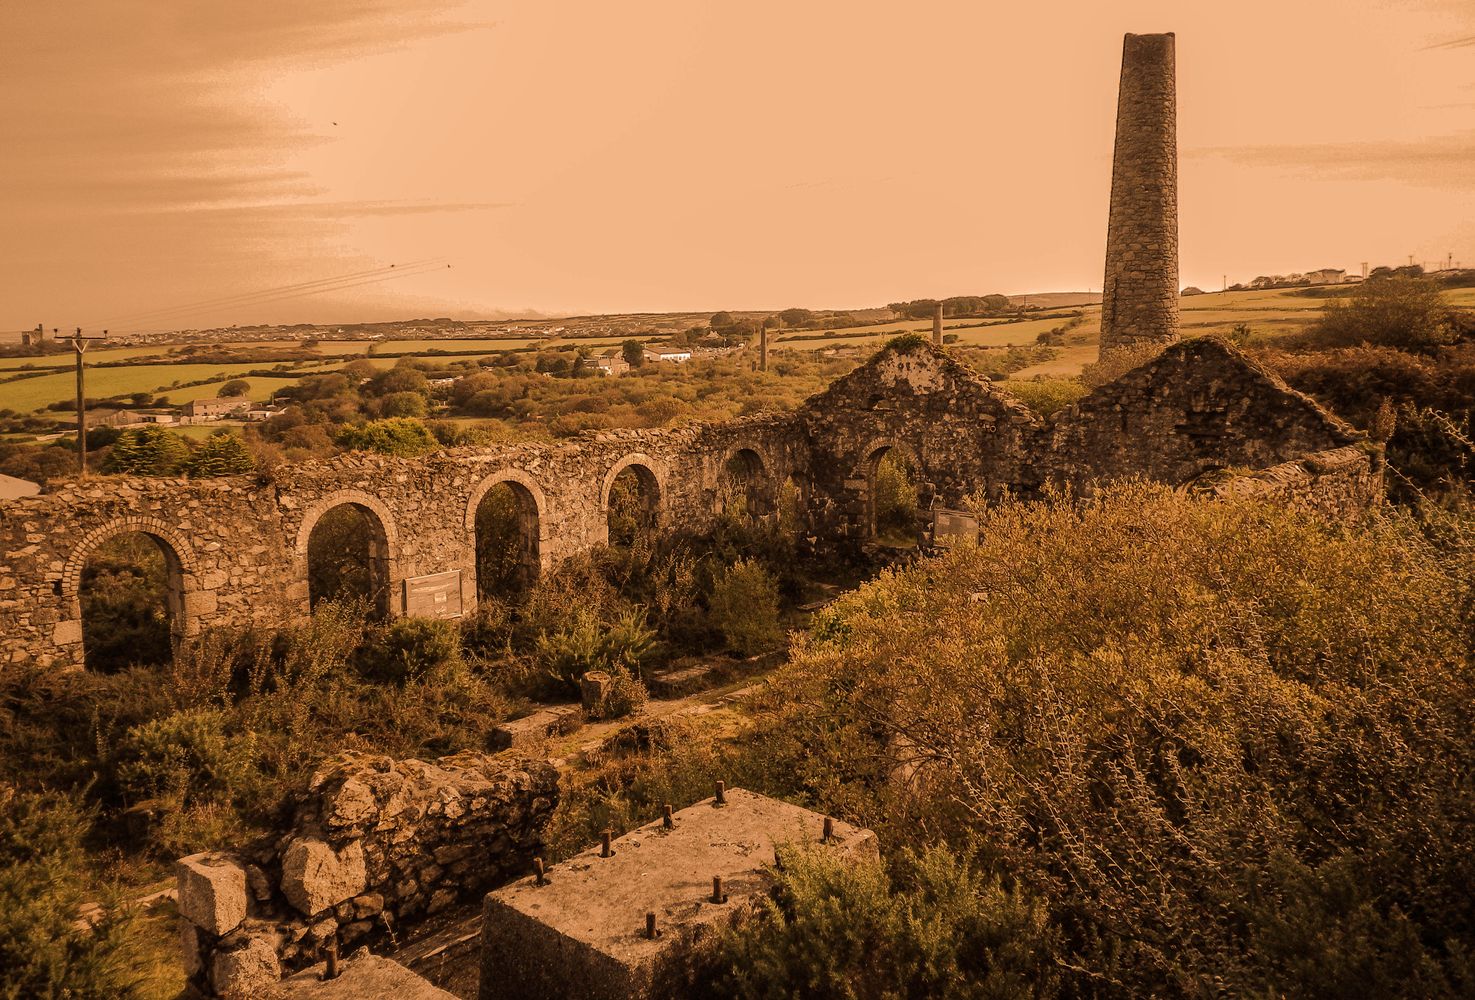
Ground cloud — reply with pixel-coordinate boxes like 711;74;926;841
1424;34;1475;50
1192;132;1475;188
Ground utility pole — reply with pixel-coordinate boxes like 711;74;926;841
64;328;107;478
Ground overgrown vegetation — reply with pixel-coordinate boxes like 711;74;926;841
705;486;1475;997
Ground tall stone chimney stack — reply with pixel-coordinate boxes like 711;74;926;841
932;302;944;347
1100;32;1179;357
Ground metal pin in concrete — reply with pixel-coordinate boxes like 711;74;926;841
601;830;614;858
714;780;727;807
662;804;673;829
711;875;727;904
533;856;548;886
322;932;339;981
822;817;834;843
645;911;658;940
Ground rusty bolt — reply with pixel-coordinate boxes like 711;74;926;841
601;830;614;858
822;817;834;843
322;932;339;981
662;804;674;830
533;857;548;886
714;780;727;806
645;911;658;940
711;875;727;904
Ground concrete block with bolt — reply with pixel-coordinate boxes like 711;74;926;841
478;787;878;1000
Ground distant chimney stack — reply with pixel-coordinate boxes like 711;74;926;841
932;302;944;347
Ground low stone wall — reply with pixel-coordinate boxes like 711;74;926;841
177;751;558;1000
1205;444;1384;518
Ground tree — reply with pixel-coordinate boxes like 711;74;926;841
1313;276;1455;351
367;367;428;397
710;311;736;330
377;391;428;418
621;339;645;368
103;425;191;476
337;418;438;456
185;432;254;478
218;379;250;397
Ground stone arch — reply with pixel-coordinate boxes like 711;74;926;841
719;445;774;516
61;515;200;619
467;469;546;600
600;453;666;512
296;491;398;617
296;489;399;557
464;469;548;540
602;453;665;546
856;437;925;541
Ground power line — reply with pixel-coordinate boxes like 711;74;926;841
91;258;450;330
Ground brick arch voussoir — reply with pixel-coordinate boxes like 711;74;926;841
294;489;400;558
61;515;201;612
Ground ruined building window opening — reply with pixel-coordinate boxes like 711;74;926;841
80;531;183;673
606;464;660;548
867;446;924;546
307;503;391;619
475;481;540;603
721;448;773;518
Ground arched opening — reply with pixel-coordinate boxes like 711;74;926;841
867;446;923;546
721;448;771;517
607;464;660;548
80;531;182;673
307;503;391;618
475;481;540;601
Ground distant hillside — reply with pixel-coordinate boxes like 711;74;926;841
1007;292;1102;309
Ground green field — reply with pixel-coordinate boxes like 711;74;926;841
1;364;268;413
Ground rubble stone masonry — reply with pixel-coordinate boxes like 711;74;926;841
1101;32;1180;354
0;340;1378;671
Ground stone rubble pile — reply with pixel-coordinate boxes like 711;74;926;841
175;750;558;1000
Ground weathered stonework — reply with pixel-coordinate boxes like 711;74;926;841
1101;32;1179;354
176;751;558;997
0;339;1378;671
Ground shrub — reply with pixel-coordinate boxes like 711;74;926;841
750;485;1475;996
1001;379;1087;416
885;332;930;353
0;786;148;999
353;617;464;686
536;607;654;692
583;665;648;722
185;431;254;477
705;843;1058;999
708;559;784;657
102;425;191;476
1312;275;1456;351
111;707;256;809
336;417;438;456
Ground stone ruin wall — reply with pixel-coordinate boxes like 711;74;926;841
1100;32;1180;354
0;415;806;671
0;339;1380;672
176;751;558;999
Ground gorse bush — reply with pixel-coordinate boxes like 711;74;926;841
749;485;1475;997
352;617;463;686
1312;275;1456;351
0;786;147;999
706;843;1059;1000
707;558;784;657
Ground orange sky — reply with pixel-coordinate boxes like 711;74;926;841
3;0;1474;333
